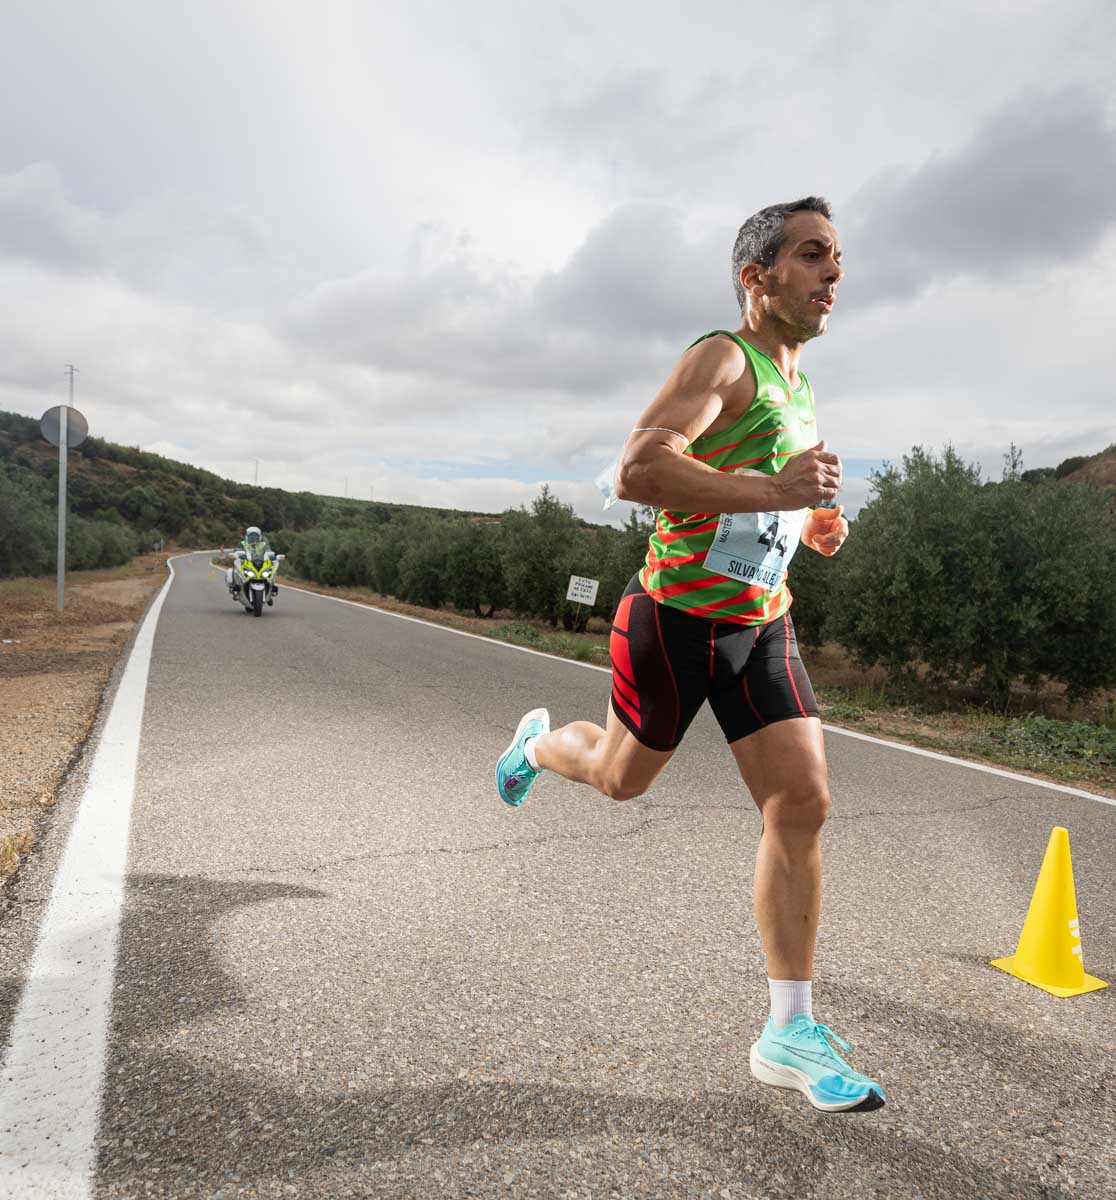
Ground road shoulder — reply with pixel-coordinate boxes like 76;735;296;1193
0;555;170;882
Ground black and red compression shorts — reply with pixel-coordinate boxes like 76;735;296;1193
608;574;820;752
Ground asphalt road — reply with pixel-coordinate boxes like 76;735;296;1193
3;552;1114;1198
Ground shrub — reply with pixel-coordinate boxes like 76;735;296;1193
825;447;1116;702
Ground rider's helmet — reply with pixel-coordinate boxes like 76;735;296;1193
245;525;262;542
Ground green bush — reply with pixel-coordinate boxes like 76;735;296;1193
444;521;507;617
785;530;833;648
0;461;141;577
397;515;452;608
499;487;580;625
0;468;54;576
825;447;1116;702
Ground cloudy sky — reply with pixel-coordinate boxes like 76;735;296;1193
2;0;1114;522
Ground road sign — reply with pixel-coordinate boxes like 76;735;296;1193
40;405;88;449
566;575;600;606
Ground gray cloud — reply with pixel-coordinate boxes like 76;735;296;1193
0;163;103;272
533;204;722;337
0;161;284;315
282;203;727;399
841;85;1116;304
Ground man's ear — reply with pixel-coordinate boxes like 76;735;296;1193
740;262;764;297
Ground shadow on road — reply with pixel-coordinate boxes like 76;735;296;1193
91;873;1100;1199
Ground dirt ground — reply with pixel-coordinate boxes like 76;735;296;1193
0;555;169;877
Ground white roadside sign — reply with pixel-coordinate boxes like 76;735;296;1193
566;575;600;606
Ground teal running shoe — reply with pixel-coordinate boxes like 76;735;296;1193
496;707;549;807
750;1015;885;1112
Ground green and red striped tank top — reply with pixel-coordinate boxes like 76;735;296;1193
639;330;817;626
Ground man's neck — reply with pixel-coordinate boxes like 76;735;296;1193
736;315;806;387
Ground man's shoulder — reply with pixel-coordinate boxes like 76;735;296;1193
676;331;756;406
680;330;751;382
685;329;747;359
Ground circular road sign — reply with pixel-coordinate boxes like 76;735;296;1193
40;405;89;449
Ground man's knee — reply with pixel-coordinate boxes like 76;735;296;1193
763;780;830;835
599;774;650;803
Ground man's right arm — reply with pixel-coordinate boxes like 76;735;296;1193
615;338;841;514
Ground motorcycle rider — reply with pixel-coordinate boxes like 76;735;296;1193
227;526;278;601
240;525;271;560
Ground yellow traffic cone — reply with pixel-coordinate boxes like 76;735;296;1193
991;827;1108;997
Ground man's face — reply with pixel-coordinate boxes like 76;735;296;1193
758;211;843;340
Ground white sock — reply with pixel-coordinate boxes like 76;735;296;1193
768;979;813;1030
523;737;542;772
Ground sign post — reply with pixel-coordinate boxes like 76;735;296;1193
565;574;600;629
40;388;89;613
57;405;67;610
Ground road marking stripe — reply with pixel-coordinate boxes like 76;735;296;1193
0;558;178;1199
821;725;1116;808
282;575;1116;810
276;577;616;674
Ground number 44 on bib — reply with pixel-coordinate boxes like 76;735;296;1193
703;508;808;591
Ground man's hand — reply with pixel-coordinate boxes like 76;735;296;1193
772;441;843;509
802;504;849;556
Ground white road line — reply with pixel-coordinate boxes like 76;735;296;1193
818;725;1116;808
284;578;1116;810
0;558;178;1200
277;578;614;673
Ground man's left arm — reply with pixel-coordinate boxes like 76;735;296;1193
801;504;849;556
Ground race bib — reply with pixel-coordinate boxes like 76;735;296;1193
703;508;808;590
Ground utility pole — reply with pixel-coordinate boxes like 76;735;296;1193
344;476;349;498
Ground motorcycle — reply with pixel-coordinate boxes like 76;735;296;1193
226;548;284;617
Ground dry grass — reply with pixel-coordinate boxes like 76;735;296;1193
806;641;1115;728
0;555;169;879
0;832;33;877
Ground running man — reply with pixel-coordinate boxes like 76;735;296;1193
496;197;884;1112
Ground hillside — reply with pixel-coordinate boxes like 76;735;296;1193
1062;443;1116;488
0;408;490;551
